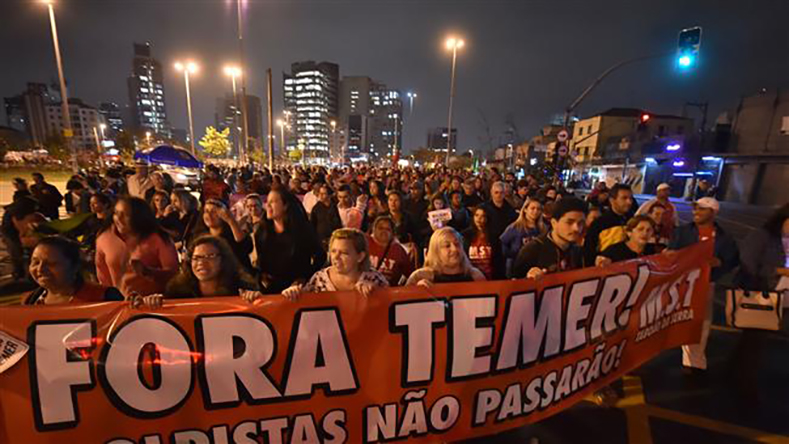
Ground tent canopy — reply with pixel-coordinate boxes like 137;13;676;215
134;145;203;169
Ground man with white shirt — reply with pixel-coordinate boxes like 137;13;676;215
301;178;322;216
336;184;367;230
127;159;153;198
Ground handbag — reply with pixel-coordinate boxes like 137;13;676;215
725;288;784;331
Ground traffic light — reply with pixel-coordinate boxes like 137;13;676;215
638;113;651;132
677;26;702;70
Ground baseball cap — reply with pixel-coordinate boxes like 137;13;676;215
694;197;719;212
656;183;671;191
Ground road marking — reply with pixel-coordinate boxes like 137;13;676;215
617;375;789;443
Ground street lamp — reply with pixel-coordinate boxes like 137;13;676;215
145;131;152;146
41;0;77;171
330;120;337;163
277;119;286;158
407;92;418;116
445;36;465;165
174;60;199;154
224;65;243;160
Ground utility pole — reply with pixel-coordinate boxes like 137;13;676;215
267;68;274;170
236;0;250;164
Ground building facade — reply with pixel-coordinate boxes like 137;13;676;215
45;99;106;150
427;127;458;153
283;61;339;164
3;82;60;147
127;42;170;138
98;102;124;135
337;76;402;163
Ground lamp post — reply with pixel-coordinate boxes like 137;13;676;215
445;36;464;165
223;65;242;161
145;131;152;146
42;0;77;171
234;0;250;164
277;119;286;159
330;120;337;164
174;61;198;155
407;92;417;116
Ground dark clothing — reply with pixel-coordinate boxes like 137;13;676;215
164;275;258;299
511;233;584;278
13;189;32;203
736;228;785;291
600;241;657;263
583;209;630;266
201;178;231;204
65;190;91;214
31;182;63;220
254;221;326;294
403;196;429;223
448;206;471;232
385;211;420;245
462;228;506;280
668;222;739;282
482;200;517;241
310;201;343;250
462;192;484;210
25;282;123;305
434;272;476;284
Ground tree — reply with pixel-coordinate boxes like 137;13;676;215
199;126;231;158
44;134;70;162
115;130;136;163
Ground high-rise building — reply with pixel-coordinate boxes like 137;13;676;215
98;102;123;135
338;76;402;162
215;93;263;157
283;61;339;163
127;42;170;138
3;82;59;147
427;127;458;153
45;98;106;150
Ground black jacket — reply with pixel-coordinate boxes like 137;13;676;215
583;209;630;266
737;228;785;291
511;233;584;278
310;201;343;249
482;200;517;241
254;221;326;294
668;222;739;282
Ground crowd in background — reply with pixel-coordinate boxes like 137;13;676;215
2;160;787;406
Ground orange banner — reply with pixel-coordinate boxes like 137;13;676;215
0;242;712;444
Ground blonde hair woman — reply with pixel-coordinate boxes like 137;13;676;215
282;228;389;299
500;199;547;276
406;227;485;286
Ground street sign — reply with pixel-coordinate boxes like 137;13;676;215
557;129;569;142
558;145;568;157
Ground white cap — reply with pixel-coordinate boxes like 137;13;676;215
694;197;719;212
656;183;671;191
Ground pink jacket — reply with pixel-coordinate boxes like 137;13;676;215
95;227;179;297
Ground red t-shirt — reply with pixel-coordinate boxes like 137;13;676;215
468;233;494;280
698;224;715;242
367;235;414;286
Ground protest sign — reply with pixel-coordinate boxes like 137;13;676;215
0;242;712;443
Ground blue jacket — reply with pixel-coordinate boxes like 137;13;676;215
668;222;739;282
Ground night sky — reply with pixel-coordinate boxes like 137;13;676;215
1;0;787;154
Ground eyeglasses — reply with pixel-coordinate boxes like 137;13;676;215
191;253;220;263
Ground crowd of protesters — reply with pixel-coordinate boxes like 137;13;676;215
2;159;788;407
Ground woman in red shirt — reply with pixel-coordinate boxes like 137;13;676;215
25;236;123;305
462;207;505;280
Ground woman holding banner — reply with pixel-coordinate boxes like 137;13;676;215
25;236;124;305
407;227;486;286
134;235;262;308
259;228;388;301
595;215;658;266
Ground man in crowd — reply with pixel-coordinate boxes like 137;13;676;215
483;181;517;241
30;172;63;220
462;178;484;210
511;197;586;279
636;182;679;242
310;184;342;250
127;159;153;199
336;184;366;230
301;177;323;216
584;183;633;266
667;197;739;378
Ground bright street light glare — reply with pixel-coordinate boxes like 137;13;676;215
678;55;693;67
224;65;242;77
276;119;284;126
99;124;106;130
445;38;456;50
174;62;183;71
186;62;198;73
